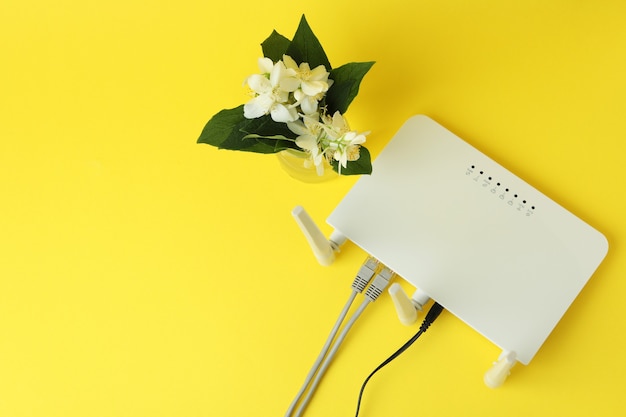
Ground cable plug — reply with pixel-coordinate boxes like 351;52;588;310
351;257;379;293
419;302;444;332
365;266;394;302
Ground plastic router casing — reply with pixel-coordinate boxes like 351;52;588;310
327;115;608;365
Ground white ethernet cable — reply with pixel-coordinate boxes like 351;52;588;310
292;266;395;417
284;257;380;417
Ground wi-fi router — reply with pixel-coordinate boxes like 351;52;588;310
295;115;608;386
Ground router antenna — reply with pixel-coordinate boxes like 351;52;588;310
388;284;430;325
292;205;346;266
484;350;517;388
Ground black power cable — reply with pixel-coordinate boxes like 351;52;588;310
355;302;445;417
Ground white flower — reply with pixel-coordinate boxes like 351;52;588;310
256;56;274;74
320;111;350;139
243;58;300;122
321;111;367;173
283;55;332;115
330;131;367;171
287;114;326;175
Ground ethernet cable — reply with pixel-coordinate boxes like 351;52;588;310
292;266;395;417
285;257;380;417
354;301;445;417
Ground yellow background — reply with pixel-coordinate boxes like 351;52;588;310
1;1;625;416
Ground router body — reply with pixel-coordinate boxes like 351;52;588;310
326;115;608;366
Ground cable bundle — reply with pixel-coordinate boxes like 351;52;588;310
285;257;393;417
284;257;445;417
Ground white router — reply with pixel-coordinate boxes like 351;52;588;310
293;115;608;387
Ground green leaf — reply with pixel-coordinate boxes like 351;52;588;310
261;30;291;62
197;105;247;147
197;107;299;154
326;61;375;115
246;115;296;139
241;133;298;154
242;134;294;141
331;146;373;175
286;15;331;70
220;116;295;153
242;138;298;154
